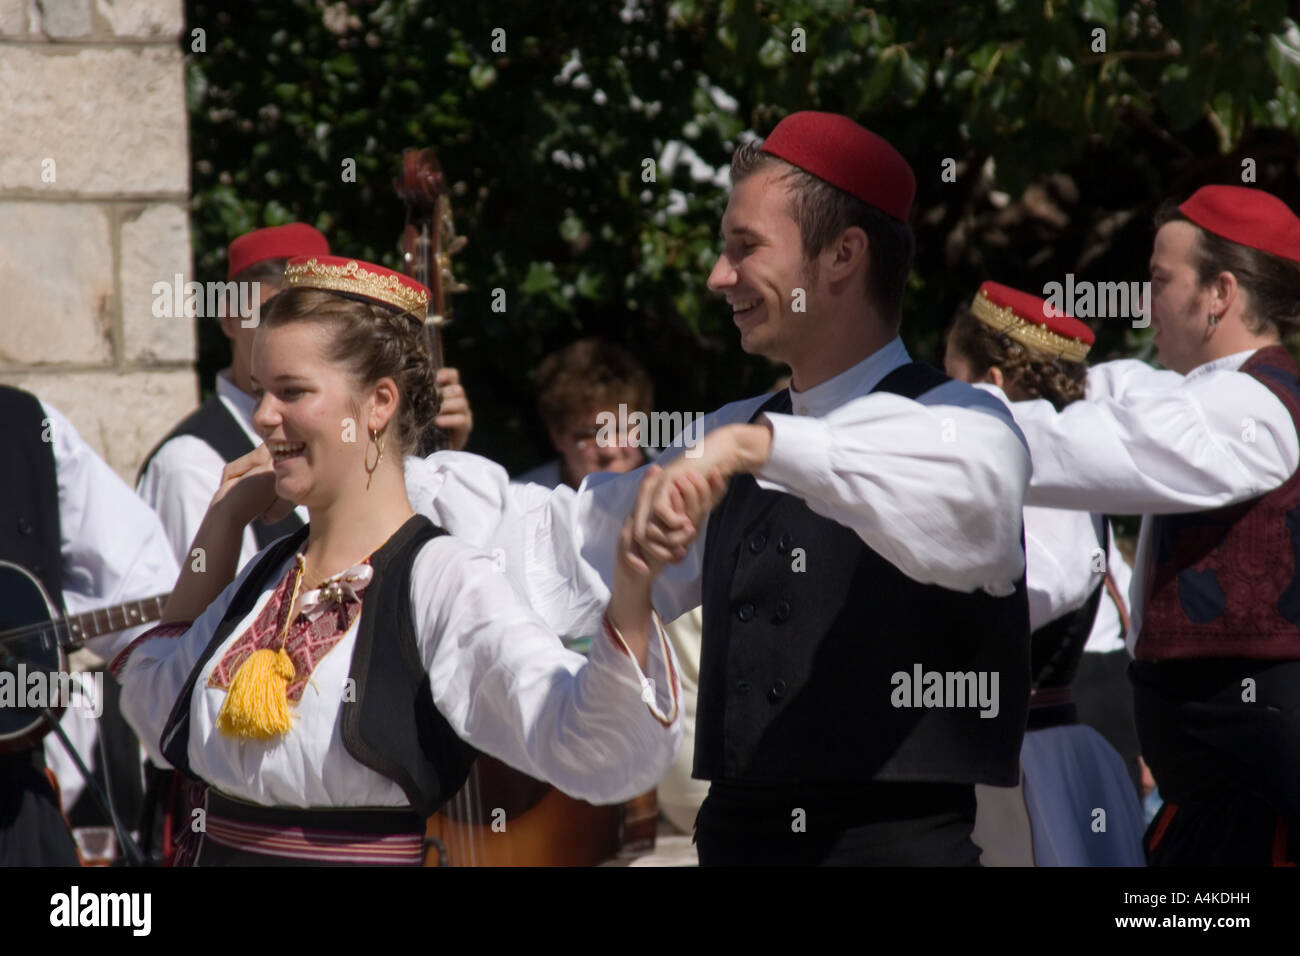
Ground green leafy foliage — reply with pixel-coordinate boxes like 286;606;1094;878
187;0;1300;471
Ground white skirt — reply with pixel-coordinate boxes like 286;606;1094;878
975;723;1145;866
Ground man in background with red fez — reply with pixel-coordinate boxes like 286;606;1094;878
558;111;1034;865
138;223;328;574
1010;184;1300;865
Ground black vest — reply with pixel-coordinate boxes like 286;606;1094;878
696;364;1030;787
0;386;64;609
138;394;304;550
159;515;480;816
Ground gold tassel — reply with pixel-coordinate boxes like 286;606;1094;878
216;646;296;739
216;552;306;740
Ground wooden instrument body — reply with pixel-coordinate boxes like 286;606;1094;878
422;756;660;867
425;763;620;867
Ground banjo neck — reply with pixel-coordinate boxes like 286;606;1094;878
0;594;169;655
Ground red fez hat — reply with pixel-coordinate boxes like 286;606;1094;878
971;281;1094;363
1178;186;1300;265
284;256;430;320
227;223;330;280
760;111;915;221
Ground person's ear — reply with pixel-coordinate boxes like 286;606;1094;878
368;377;400;433
825;226;869;284
1208;270;1239;325
986;366;1005;389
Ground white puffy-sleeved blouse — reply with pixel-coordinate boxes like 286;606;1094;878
113;532;681;809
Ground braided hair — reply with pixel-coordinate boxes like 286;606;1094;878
946;308;1087;411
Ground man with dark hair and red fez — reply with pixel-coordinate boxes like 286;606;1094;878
1009;184;1300;865
138;223;476;572
543;111;1035;865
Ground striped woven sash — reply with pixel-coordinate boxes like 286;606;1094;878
201;790;425;866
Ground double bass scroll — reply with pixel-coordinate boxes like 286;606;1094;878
393;148;466;454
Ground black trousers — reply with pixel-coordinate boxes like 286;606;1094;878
693;780;981;866
1145;790;1300;866
1132;658;1300;866
0;746;80;866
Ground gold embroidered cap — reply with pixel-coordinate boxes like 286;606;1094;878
284;256;430;320
970;281;1095;363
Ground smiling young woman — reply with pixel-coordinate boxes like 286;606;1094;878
110;256;721;866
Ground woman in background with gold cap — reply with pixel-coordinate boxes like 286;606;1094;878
110;256;705;865
945;281;1146;866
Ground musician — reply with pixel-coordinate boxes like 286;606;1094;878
112;257;690;865
1008;185;1300;865
943;282;1145;865
0;388;177;865
137;223;476;572
525;112;1035;865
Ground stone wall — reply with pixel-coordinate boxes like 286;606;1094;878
0;0;195;482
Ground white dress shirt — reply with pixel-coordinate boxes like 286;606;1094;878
406;338;1030;638
571;337;1031;622
116;535;681;807
971;383;1107;632
35;401;180;791
402;454;607;641
40;402;181;660
1022;505;1105;633
404;339;1029;642
1010;349;1300;649
510;453;710;830
137;370;309;572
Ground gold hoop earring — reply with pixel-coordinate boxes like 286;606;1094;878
364;428;384;490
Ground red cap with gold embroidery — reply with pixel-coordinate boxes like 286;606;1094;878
1178;185;1300;265
970;281;1095;363
283;256;430;320
227;223;330;280
760;111;915;222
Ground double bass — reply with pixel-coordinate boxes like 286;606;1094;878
393;148;658;866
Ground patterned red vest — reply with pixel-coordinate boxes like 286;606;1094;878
1137;345;1300;660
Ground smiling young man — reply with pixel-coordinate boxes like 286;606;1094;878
400;114;1036;865
503;111;1033;866
1006;185;1300;865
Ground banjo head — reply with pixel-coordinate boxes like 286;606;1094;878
0;560;69;751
